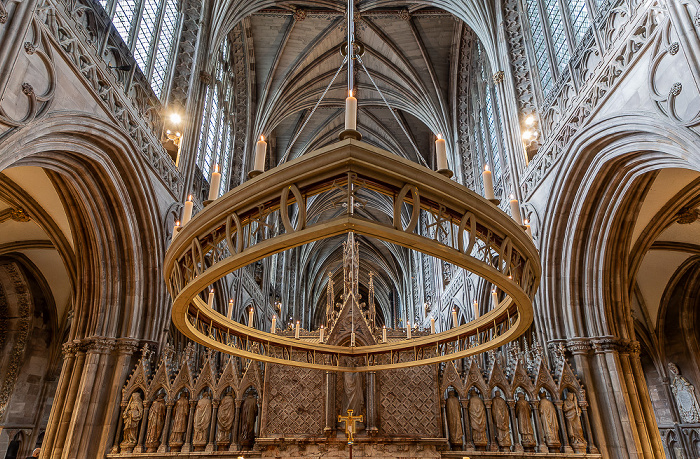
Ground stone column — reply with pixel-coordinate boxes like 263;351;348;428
158;402;173;453
102;339;139;456
367;371;378;434
508;400;523;452
50;344;86;459
205;400;219;452
531;400;547;453
134;401;151;453
581;405;598;454
555;401;571;453
181;400;196;452
111;404;126;455
40;344;77;459
324;371;336;435
485;400;497;451
629;343;665;458
229;399;241;451
619;348;654;459
460;398;471;451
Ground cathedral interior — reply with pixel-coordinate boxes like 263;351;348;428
1;0;700;457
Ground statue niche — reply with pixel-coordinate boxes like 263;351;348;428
563;391;587;453
192;391;213;451
538;391;561;452
169;391;189;450
468;388;488;450
239;392;259;449
121;392;144;452
515;392;536;450
216;392;235;450
492;389;512;450
145;392;166;452
445;389;463;449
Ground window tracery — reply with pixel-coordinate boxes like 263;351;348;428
102;0;181;99
195;38;235;199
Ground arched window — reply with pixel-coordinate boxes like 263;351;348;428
471;43;511;201
101;0;181;100
195;37;235;200
525;0;592;97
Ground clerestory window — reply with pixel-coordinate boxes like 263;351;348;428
195;38;235;199
101;0;181;100
525;0;592;97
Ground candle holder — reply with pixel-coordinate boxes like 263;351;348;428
248;170;263;179
437;168;454;178
488;198;501;206
339;129;362;141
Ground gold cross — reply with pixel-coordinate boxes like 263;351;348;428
338;409;363;444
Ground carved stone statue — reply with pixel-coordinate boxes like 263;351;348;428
668;362;700;423
563;392;587;452
538;392;560;450
342;371;364;429
169;392;189;447
445;389;463;448
216;394;235;446
492;389;512;449
515;393;536;449
192;392;212;448
145;393;166;452
469;389;488;448
239;393;259;448
121;392;144;449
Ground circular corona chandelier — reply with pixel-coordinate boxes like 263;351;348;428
164;1;541;372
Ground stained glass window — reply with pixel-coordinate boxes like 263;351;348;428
526;0;553;94
567;0;590;44
106;0;181;101
196;39;235;198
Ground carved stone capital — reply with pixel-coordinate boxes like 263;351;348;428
566;339;591;355
86;337;116;354
591;337;622;354
115;338;140;355
62;342;79;356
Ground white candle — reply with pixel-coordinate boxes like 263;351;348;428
254;135;267;172
271;315;277;333
207;289;214;308
452;309;458;328
182;195;194;225
345;91;357;131
509;194;523;225
227;299;234;319
382;326;387;343
524;219;533;239
171;220;180;243
430;317;435;334
208;165;221;201
351;332;356;347
248;307;254;327
407;322;411;339
435;134;448;171
483;165;495;200
319;325;324;342
492;289;499;308
295;321;300;339
473;300;480;319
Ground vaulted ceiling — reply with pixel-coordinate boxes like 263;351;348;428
227;3;476;320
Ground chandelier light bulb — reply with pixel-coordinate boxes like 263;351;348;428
169;112;182;125
254;136;267;173
208;164;221;201
522;130;532;140
345;91;358;131
435;134;447;171
525;114;535;126
483;164;495;200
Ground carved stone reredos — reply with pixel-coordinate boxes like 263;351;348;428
326;291;376;346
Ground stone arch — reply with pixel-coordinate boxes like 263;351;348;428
538;113;700;458
0;112;169;458
540;113;700;340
